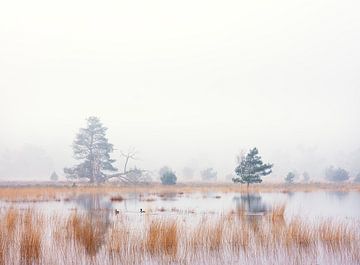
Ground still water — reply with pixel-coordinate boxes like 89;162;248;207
5;191;360;223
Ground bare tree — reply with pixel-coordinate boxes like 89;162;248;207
105;148;149;184
120;147;138;173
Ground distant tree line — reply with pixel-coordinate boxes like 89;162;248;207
325;166;350;182
64;117;360;185
201;168;217;182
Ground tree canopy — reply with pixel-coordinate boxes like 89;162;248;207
285;172;295;183
50;171;59;181
200;167;217;182
302;171;310;183
233;148;273;186
64;117;117;183
159;166;177;185
325;166;349;182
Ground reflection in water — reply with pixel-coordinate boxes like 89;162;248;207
159;192;177;201
233;193;268;214
327;191;349;200
233;193;287;228
74;194;113;255
286;192;295;198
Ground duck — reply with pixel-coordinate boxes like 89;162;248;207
114;209;120;215
140;208;145;213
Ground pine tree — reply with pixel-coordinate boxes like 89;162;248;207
285;172;295;183
64;117;117;183
233;148;273;187
302;171;310;183
50;171;59;181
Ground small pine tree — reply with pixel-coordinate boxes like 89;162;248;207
302;171;310;183
285;172;295;184
233;148;273;187
50;171;59;181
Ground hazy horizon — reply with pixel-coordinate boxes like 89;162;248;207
1;0;360;181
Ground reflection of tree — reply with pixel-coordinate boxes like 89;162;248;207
286;192;295;198
159;192;177;201
233;193;268;213
327;191;349;200
74;194;112;254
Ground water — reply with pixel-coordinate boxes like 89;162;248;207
4;191;360;223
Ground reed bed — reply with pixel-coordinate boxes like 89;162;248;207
19;219;42;265
0;202;358;264
0;182;359;202
146;219;178;257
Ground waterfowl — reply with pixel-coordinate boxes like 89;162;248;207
115;209;120;215
140;208;145;213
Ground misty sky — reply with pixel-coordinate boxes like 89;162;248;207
1;0;360;181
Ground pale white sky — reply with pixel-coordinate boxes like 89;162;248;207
0;0;360;180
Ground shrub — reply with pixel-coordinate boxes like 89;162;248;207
285;172;295;184
325;166;349;182
200;168;217;182
159;167;177;185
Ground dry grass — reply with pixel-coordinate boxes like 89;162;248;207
5;207;18;236
270;204;285;222
108;226;127;254
208;221;223;251
19;210;42;265
0;210;356;264
0;182;359;202
146;219;178;258
285;219;315;248
67;212;104;256
230;222;250;252
188;217;224;252
0;226;5;265
0;191;358;264
318;221;354;249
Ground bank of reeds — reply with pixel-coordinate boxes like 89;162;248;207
146;219;178;257
0;203;358;264
67;211;105;256
1;182;360;202
19;209;43;265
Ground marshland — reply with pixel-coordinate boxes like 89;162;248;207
2;0;360;264
0;183;359;265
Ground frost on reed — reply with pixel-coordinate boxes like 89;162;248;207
0;205;358;265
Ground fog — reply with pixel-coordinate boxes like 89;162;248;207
1;0;360;181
